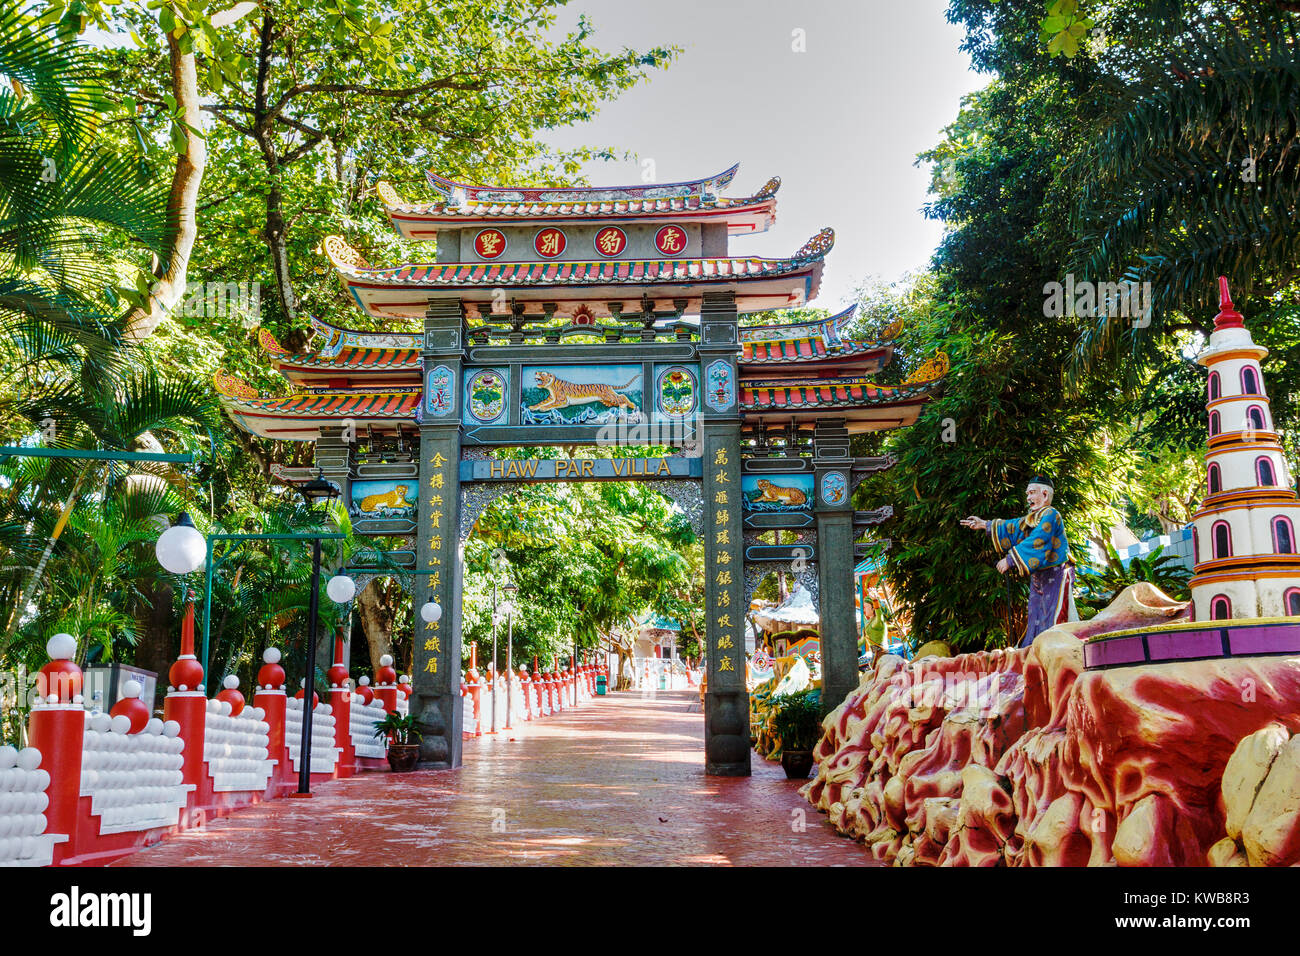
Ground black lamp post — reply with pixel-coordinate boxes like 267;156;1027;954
293;469;339;797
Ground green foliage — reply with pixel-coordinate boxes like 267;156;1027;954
770;689;823;752
462;450;702;672
372;709;421;746
1078;542;1192;608
1056;5;1300;387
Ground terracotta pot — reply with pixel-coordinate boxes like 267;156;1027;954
387;743;421;773
781;749;814;780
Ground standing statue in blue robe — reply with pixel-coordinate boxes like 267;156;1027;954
961;476;1076;647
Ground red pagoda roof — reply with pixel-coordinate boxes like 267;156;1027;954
258;329;420;385
737;306;902;372
377;166;778;238
425;163;739;203
214;373;418;441
323;229;833;318
739;353;949;434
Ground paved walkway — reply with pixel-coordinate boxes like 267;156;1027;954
115;690;871;866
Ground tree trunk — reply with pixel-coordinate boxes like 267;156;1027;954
122;35;206;341
355;579;393;671
262;177;297;321
134;579;176;708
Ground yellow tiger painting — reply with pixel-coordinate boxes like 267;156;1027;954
359;484;412;513
528;371;638;412
755;479;807;507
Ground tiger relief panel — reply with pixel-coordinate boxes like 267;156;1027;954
519;364;646;426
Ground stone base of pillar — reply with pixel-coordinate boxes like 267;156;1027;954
415;694;461;769
704;690;751;776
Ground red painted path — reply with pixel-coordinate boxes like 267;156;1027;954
115;690;872;866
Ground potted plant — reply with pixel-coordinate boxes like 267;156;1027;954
374;711;423;772
771;689;823;779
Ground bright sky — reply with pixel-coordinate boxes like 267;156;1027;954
546;0;984;309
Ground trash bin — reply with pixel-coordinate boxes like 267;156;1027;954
596;674;607;695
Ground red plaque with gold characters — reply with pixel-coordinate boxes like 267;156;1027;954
654;225;688;256
533;227;567;259
593;226;628;258
473;229;507;260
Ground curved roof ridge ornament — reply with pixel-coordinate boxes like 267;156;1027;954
322;235;371;273
258;327;289;356
901;351;950;386
422;163;741;203
828;303;856;337
374;180;404;210
794;227;835;260
213;372;259;401
741;175;782;202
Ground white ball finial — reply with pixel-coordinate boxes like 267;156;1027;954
223;675;240;690
46;633;76;661
399;675;410;685
122;679;142;699
263;648;281;664
358;676;371;686
380;654;393;667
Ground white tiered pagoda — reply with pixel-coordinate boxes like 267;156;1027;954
1190;277;1300;620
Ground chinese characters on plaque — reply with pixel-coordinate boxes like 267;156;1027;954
422;450;449;675
711;444;737;675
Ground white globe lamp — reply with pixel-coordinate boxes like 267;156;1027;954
420;601;442;624
155;513;206;575
326;574;356;604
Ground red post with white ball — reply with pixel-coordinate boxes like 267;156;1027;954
253;647;291;795
374;654;399;714
26;633;82;866
328;629;355;778
164;602;207;802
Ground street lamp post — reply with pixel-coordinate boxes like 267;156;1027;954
292;470;344;797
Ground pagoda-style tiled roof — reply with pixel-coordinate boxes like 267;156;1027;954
741;338;892;363
426;163;739;203
742;378;933;406
739;353;949;434
308;316;421;355
377;165;778;238
213;373;417;441
258;328;420;385
738;307;902;373
323;229;833;318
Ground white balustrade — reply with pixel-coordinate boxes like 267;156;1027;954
462;691;477;735
349;695;389;759
79;714;189;835
0;745;58;866
284;698;339;774
203;699;274;792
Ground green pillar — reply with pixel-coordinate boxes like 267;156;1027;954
414;298;465;768
699;291;749;776
814;420;858;714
